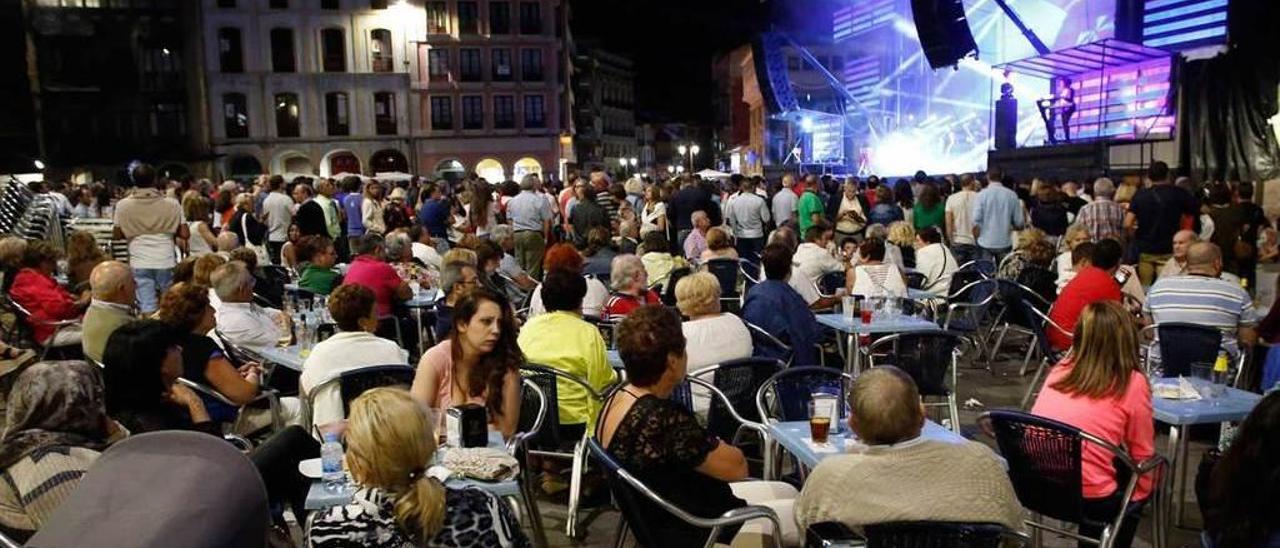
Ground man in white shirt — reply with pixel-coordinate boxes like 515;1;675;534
726;177;772;264
793;223;844;286
210;261;290;348
771;173;799;229
261;175;295;265
112;163;189;314
408;225;442;270
300;284;408;433
944;173;979;265
768;226;841;310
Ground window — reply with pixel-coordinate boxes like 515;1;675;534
462;95;483;129
325;92;349;136
491;48;512;81
428;49;450;82
217;28;243;73
222;93;248;138
374;92;397;135
458;1;479;34
275;93;300;137
321;0;338;8
523;95;544;128
270;28;295;73
217;0;235;6
493;95;514;129
150;101;185;137
371;0;387;7
520;48;542;81
370;29;393;72
430;96;453;130
489;1;510;35
269;0;286;8
459;48;482;82
321;28;345;72
519;2;541;34
427;2;448;34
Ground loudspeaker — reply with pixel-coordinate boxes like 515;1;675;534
995;97;1018;150
909;0;979;69
751;32;799;114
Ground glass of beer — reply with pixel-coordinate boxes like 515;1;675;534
809;399;834;445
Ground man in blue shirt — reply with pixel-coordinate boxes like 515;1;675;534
417;182;452;253
743;243;822;366
971;167;1025;264
339;176;364;253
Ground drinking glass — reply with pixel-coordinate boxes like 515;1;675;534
842;296;856;322
809;395;838;445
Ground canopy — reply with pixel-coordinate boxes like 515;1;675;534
695;169;732;179
374;171;415;182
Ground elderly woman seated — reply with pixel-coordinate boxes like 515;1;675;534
604;254;661;319
675;272;752;369
639;231;689;295
700;227;739;263
846;238;907;299
599;305;799;547
9;240;88;349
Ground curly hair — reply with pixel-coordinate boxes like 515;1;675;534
328;284;376;332
449;288;523;418
616;305;685;387
193;254;227;286
157;282;212;332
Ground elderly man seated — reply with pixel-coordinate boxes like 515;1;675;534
1145;241;1257;359
604;254;660;319
743;243;823;366
795;366;1023;532
215;231;239;258
210;261;290;348
81;261;137;362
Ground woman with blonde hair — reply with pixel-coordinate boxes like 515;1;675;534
675;272;752;369
1031;301;1154;548
306;388;527;547
886;220;917;267
182;194;216;257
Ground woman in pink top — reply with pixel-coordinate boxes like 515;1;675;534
1031;301;1155;548
410;288;523;437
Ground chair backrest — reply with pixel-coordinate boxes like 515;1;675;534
943;279;997;331
514;377;547;451
994;279;1049;330
702;258;741;298
986;410;1087;524
1154;322;1223;378
867;332;963;397
519;366;563;449
1015;292;1066;360
586;438;698;547
662;266;693;306
818;271;846;295
744;321;793;366
756;366;850;423
695;357;784;441
863;521;1016;548
336;365;416;416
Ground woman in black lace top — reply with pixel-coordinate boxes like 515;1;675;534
598;305;799;547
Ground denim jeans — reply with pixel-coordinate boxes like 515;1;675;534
736;236;765;265
950;243;980;266
980;246;1011;266
133;267;174;314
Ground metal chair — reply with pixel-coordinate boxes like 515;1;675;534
667;374;776;480
818;270;846;295
300;364;416;434
661;266;693;307
1139;323;1231;380
755;367;853;479
587;437;784;548
986;279;1053;371
866;332;966;432
689;357;785;444
744;321;794;367
986;410;1168;548
0;529;21;548
520;363;619;539
177;377;285;435
1;295;81;360
862;521;1029;547
941;278;999;362
702;257;743;313
1018;301;1073;409
510;377;549;547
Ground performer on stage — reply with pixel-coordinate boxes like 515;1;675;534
1037;76;1076;144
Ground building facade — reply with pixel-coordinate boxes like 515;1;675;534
572;44;637;172
411;0;568;184
201;0;419;181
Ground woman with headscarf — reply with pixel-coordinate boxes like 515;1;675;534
0;361;121;541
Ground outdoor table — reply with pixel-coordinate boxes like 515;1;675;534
1151;376;1261;527
767;419;998;471
304;430;519;510
815;313;942;375
257;344;305;372
606;349;623;370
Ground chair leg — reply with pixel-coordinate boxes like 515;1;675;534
987;323;1010;367
612;520;629;548
565;437;587;539
1021;357;1049;409
947;394;960;433
1019;337;1038;376
519;466;548;548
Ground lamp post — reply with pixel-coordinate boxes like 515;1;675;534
628;157;638;175
676;143;700;172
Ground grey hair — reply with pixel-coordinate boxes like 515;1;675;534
210;261;253;300
489;224;514;243
1093;177;1116;198
519;173;540;190
609;254;646;291
384;232;411;261
440;261;474;295
865;223;888;240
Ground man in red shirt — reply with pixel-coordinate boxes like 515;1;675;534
1046;239;1124;351
341;233;412;318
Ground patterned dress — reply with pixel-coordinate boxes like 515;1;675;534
308;485;528;548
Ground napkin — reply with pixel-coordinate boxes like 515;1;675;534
1152;377;1202;400
440;447;519;481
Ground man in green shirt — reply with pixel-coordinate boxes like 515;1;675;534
796;183;826;236
296;235;341;295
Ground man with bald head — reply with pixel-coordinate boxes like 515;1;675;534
794;366;1021;531
1157;229;1198;280
81;261;137;361
1146;242;1258;359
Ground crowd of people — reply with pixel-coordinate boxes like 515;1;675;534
0;159;1277;548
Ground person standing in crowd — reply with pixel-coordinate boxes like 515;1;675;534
668;176;720;248
507;173;554;280
725;177;771;264
971;166;1025;264
945;173;979;264
1076;177;1126;242
640;184;668;237
569;184;609;246
81;261;137;363
912;183;945;233
833;177;868;244
772;173;799;229
261;175;294;264
293;183;327;238
417;182;452;254
1125;161;1198;286
796;177;826;237
1235;180;1269;290
1029;182;1069;243
340;176;365;252
182;194;217;258
1205;182;1249;278
867;186;903;227
113;163;188;314
313;179;345;257
361;180;387;236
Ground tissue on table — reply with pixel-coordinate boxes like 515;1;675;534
1152;377;1202;400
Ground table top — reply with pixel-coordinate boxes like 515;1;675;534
257;345;305;372
768;420;985;470
906;288;937;301
1151;377;1262;426
405;288;440;308
815;313;942;335
606;350;623;370
305;431;519;510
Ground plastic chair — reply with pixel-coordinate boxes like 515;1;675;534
985;410;1168;548
867;332;966;432
587;437;783;548
863;521;1029;547
300;364;415;435
1017;301;1073;409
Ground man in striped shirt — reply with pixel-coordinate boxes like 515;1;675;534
1144;242;1257;358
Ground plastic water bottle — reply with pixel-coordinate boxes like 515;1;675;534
321;432;345;493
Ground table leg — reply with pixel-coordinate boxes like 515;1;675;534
847;333;859;375
414;308;426;356
1166;424;1190;528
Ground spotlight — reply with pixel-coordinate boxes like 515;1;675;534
800;117;815;132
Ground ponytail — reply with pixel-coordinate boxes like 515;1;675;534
393;474;447;543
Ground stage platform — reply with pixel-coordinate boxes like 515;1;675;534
987;141;1109;183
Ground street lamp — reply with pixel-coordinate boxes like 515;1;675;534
628;157;638;169
676;143;699;171
666;165;675;174
676;165;685;174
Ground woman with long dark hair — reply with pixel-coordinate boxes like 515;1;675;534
102;319;219;436
1204;391;1280;547
410;288;522;437
464;181;497;238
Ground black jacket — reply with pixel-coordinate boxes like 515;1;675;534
295;199;327;238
